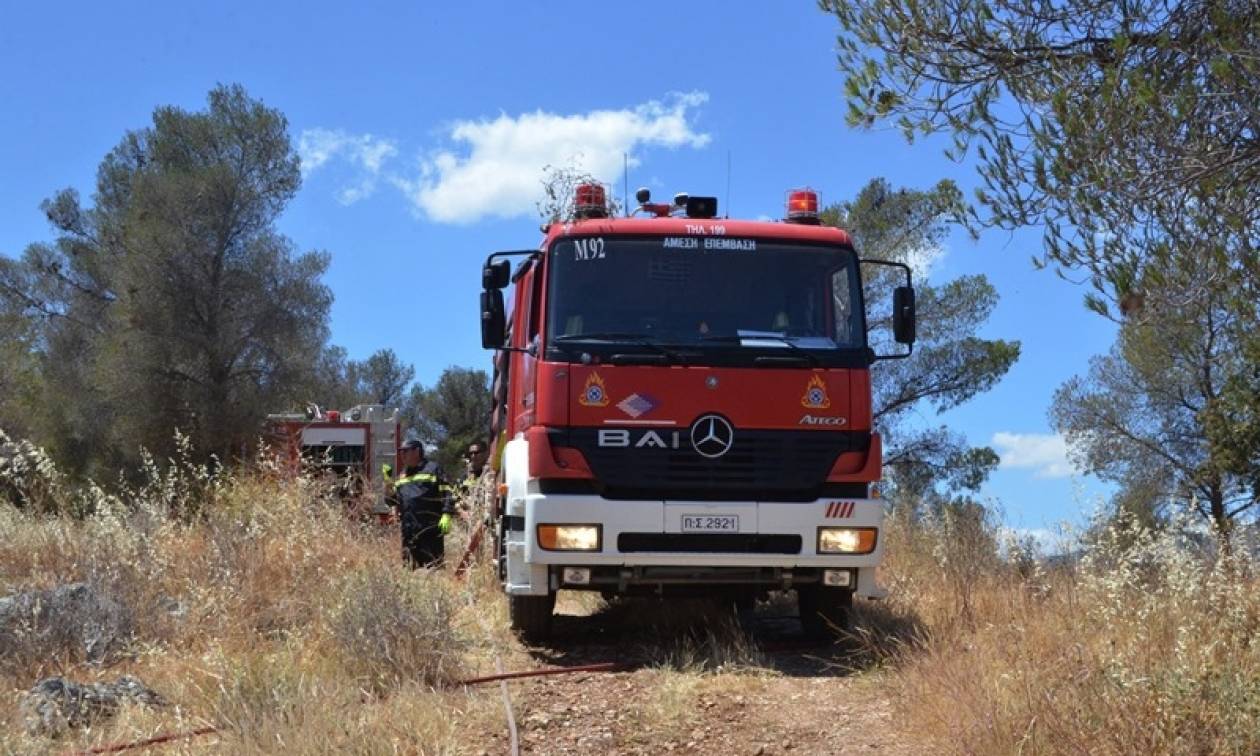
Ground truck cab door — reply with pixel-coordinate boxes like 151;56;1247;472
509;262;542;434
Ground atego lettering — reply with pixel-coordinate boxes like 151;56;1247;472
598;429;682;449
799;414;846;426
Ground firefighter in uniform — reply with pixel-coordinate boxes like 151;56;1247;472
392;438;454;568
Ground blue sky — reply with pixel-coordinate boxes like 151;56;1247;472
0;1;1114;539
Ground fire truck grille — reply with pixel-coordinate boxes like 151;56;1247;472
557;428;870;502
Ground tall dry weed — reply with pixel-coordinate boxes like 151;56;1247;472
0;432;492;754
881;505;1260;755
326;569;467;693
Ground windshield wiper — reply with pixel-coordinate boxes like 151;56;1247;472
552;332;684;362
554;332;658;342
699;333;820;366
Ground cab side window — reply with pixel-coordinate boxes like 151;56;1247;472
527;262;543;346
832;268;854;345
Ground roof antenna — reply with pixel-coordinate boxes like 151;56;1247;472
725;150;732;219
623;152;629;218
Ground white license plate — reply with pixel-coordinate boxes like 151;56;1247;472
681;514;739;532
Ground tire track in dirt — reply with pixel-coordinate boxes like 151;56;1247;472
468;599;924;755
500;665;919;755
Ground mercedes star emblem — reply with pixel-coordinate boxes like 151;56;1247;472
690;414;735;458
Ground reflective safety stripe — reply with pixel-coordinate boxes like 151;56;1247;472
396;473;439;485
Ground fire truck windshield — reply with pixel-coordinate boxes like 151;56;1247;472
546;237;863;363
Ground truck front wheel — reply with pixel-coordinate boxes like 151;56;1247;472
798;586;853;639
508;592;555;642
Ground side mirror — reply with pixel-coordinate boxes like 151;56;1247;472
480;289;505;349
893;286;916;345
483;260;511;290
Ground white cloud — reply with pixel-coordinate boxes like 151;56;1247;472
335;180;375;206
297;128;398;205
991;431;1075;479
393;92;710;224
998;526;1075;555
902;240;946;279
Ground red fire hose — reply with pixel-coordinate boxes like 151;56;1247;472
70;726;219;754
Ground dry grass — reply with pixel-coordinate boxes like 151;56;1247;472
640;611;767;674
3;429;1257;755
870;508;1260;755
326;570;467;694
0;437;506;754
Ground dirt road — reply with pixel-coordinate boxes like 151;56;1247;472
468;598;923;756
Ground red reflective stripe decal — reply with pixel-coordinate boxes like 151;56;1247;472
824;501;857;519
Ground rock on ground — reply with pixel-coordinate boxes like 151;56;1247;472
0;582;132;665
20;675;167;737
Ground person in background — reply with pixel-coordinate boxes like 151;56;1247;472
393;438;453;568
463;442;489;480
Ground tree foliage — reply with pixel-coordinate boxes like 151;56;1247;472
0;303;40;442
348;349;415;408
305;345;361;412
402;367;491;473
1052;254;1259;534
824;178;1020;502
536;163;621;224
0;85;332;472
302;347;417;414
823;0;1260;538
821;0;1260;309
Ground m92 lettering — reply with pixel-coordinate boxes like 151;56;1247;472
573;237;605;261
598;429;681;449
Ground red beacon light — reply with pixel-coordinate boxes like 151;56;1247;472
326;410;341;423
573;183;609;219
786;188;820;224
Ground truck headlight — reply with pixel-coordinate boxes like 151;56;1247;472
537;524;602;551
817;527;877;554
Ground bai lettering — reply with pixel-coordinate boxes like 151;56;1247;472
598;429;682;448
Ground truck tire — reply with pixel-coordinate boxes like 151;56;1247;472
508;592;555;642
798;586;853;639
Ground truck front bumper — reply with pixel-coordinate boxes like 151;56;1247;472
504;492;886;598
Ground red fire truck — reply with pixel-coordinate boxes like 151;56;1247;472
265;404;400;518
480;186;915;639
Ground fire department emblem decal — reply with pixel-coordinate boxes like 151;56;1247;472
801;374;831;409
579;372;609;407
